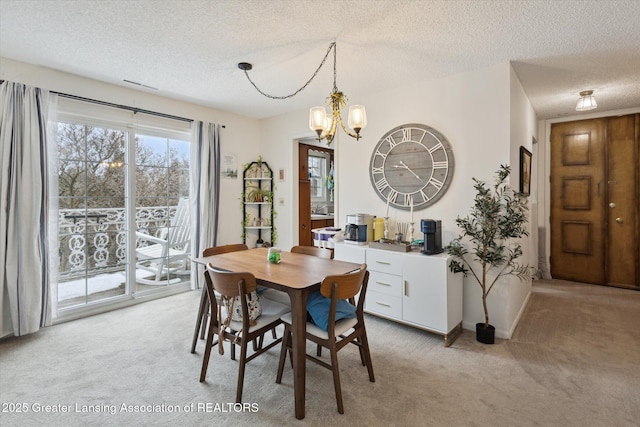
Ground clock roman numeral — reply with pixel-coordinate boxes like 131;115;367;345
401;128;411;142
430;177;444;190
375;149;388;159
433;161;448;169
419;189;431;202
371;166;384;175
384;135;398;149
375;177;389;193
388;190;399;204
428;142;444;154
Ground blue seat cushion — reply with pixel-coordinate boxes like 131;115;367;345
306;290;356;331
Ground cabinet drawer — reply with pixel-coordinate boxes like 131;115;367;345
366;249;403;275
365;290;402;319
368;270;402;297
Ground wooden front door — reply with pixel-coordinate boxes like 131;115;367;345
550;114;639;289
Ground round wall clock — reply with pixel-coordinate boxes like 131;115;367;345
369;123;455;210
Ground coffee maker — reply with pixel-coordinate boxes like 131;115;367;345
345;214;373;245
421;219;443;255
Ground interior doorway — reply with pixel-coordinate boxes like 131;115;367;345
297;142;334;246
550;113;639;290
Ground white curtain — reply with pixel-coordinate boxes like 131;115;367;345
0;81;54;336
190;121;221;289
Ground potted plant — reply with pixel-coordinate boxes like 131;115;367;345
245;185;268;203
448;165;532;344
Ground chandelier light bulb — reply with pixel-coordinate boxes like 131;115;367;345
309;107;327;133
348;105;367;133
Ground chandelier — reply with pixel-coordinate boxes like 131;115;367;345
238;42;366;145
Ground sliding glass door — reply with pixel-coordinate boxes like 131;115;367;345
55;111;191;314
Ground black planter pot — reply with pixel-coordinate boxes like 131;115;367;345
476;323;495;344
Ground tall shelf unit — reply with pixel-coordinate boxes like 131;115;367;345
242;160;275;247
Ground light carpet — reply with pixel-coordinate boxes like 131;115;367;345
1;280;639;427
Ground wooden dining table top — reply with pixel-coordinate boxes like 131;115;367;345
193;247;361;292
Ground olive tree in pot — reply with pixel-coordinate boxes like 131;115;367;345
448;165;532;344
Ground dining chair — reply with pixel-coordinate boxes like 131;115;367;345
201;264;290;403
291;245;334;259
191;244;248;354
275;263;375;414
261;245;334;307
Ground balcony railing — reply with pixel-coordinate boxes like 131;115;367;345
58;205;180;280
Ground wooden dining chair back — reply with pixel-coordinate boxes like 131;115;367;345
290;245;334;259
201;265;290;403
261;245;334;308
191;244;248;353
276;263;375;414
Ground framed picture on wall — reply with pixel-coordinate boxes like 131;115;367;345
519;146;532;196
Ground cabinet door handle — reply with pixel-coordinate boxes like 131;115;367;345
375;260;391;265
375;281;392;286
376;301;391;307
404;280;408;296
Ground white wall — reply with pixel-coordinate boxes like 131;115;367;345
1;58;261;336
260;62;537;338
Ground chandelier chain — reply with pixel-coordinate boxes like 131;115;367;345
242;42;336;100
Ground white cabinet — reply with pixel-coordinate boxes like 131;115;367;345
334;243;463;346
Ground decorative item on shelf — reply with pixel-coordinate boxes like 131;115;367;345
238;42;366;145
241;158;276;246
576;90;597;111
447;165;534;344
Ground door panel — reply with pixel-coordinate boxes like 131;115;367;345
298;147;312;246
551;119;606;283
606;115;638;288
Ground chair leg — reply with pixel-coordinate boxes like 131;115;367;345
231;340;236;361
200;298;210;339
276;324;290;384
199;315;217;382
356;335;366;365
236;338;249;403
360;329;375;382
329;343;344;414
191;286;208;353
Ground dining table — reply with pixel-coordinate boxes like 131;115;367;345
192;246;361;419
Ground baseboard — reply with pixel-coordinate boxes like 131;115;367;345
462;288;532;340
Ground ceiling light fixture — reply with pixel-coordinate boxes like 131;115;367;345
576;90;597;111
238;41;366;145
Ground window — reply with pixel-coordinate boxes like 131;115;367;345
54;98;191;316
308;151;328;200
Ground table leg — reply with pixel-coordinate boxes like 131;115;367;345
288;289;309;420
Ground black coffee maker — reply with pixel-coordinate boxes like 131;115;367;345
421;219;443;255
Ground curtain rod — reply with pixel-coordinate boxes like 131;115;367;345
1;80;226;128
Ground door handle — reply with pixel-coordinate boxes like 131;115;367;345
616;217;623;223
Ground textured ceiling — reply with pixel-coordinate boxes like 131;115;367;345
1;0;639;120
